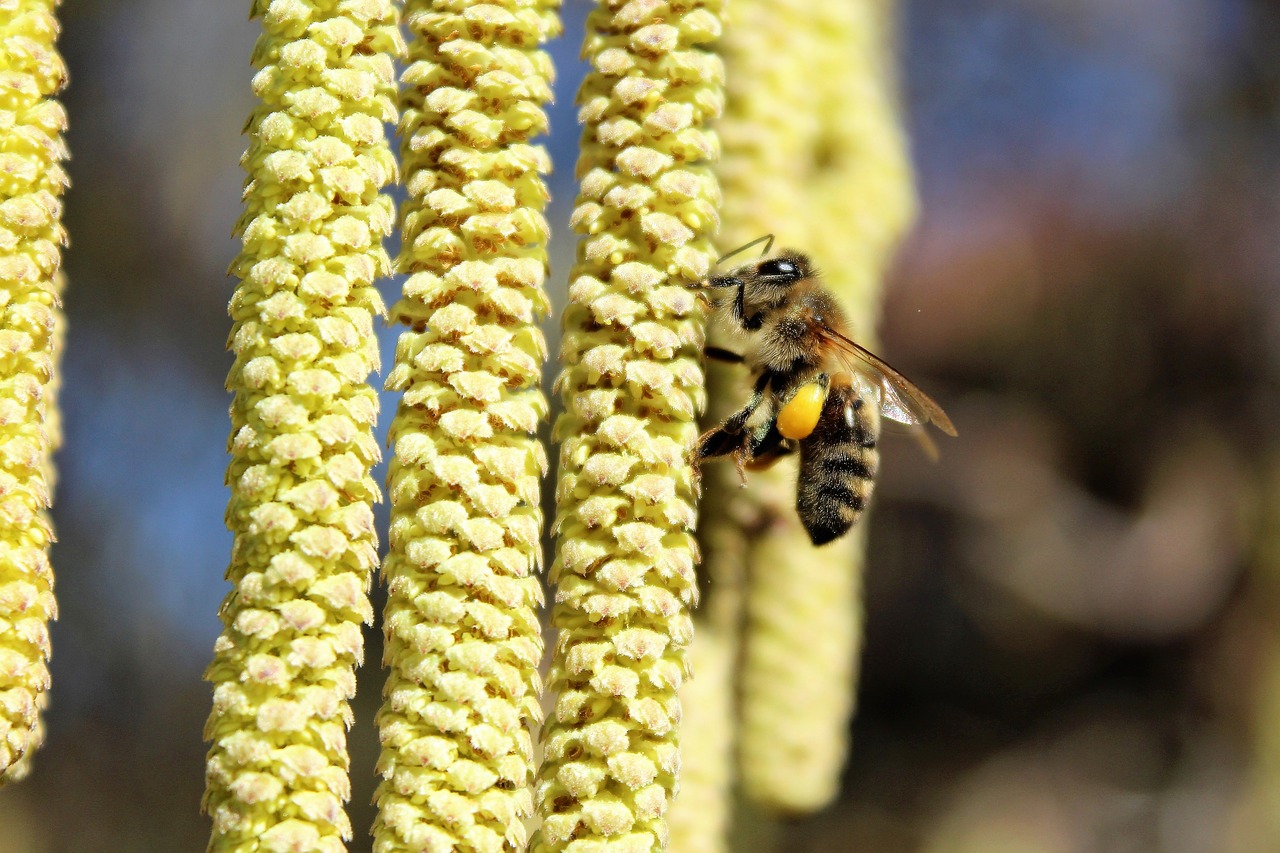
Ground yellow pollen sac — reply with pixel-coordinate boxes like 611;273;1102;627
777;381;828;440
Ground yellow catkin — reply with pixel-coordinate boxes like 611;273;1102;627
669;0;823;842
531;0;726;849
732;0;915;816
371;1;560;851
1229;455;1280;851
202;2;402;850
0;0;68;784
1235;643;1280;849
669;0;822;839
663;614;736;852
1;270;64;789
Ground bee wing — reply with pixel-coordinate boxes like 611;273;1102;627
879;420;942;462
819;327;958;437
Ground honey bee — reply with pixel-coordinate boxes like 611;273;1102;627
693;236;957;545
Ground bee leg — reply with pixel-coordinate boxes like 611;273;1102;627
705;346;745;364
733;282;765;331
723;404;753;434
747;420;788;459
733;448;750;486
693;424;755;487
743;446;794;477
696;423;750;462
729;419;797;486
721;372;773;434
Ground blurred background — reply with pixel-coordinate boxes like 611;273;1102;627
1;0;1277;850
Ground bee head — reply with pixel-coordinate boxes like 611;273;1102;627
700;251;812;293
726;251;813;319
754;252;811;285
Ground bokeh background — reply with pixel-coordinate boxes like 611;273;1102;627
2;0;1277;850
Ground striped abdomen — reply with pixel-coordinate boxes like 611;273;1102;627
796;382;880;546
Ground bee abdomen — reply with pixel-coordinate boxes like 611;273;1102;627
796;387;880;546
816;455;875;479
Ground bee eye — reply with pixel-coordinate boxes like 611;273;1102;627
758;258;799;280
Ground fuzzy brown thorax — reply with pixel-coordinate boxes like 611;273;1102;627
746;281;849;394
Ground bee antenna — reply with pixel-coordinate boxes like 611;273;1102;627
716;234;774;267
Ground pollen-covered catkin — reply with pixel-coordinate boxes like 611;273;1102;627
668;0;821;842
0;0;68;784
735;0;915;815
202;2;401;850
1230;457;1280;850
371;1;560;850
531;0;726;848
664;619;735;852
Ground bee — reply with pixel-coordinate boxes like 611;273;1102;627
693;235;957;545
